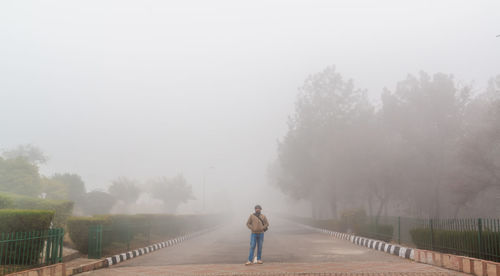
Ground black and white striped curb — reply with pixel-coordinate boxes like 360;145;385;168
300;224;415;261
105;227;217;266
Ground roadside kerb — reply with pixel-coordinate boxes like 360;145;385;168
301;223;500;276
299;224;414;260
6;263;66;276
68;226;218;275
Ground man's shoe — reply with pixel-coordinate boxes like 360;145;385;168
245;261;252;265
256;260;263;264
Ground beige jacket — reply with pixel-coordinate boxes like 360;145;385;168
246;213;269;233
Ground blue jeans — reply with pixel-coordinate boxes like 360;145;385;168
248;233;264;262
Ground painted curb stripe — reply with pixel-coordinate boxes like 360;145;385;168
103;227;217;266
303;224;416;261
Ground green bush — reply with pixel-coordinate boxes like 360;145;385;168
67;216;110;254
0;192;74;228
410;228;500;262
360;223;394;242
67;213;222;255
340;208;367;233
0;194;13;209
0;209;54;233
0;209;55;265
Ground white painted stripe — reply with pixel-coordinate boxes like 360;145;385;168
399;247;406;258
106;257;113;265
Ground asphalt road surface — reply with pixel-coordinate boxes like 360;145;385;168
80;217;465;275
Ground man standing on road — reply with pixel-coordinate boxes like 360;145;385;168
245;204;269;265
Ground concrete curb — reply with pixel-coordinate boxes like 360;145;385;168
304;224;500;276
6;263;66;276
68;226;218;275
300;224;414;261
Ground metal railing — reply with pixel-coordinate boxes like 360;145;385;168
0;228;64;275
88;225;102;259
363;217;500;262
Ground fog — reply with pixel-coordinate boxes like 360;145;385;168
1;0;499;217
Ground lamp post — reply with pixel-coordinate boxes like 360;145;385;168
203;166;215;213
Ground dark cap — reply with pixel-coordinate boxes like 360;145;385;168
254;205;262;210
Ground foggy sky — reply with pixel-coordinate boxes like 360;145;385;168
1;0;499;213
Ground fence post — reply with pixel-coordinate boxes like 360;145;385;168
44;230;51;265
88;225;103;259
127;224;131;251
147;222;151;245
430;219;434;251
477;218;483;259
398;217;401;244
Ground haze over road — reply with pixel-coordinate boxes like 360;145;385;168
80;218;466;275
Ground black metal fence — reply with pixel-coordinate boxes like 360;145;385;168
363;217;500;262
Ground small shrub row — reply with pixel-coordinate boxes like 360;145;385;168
0;192;73;228
0;209;55;265
359;223;394;242
339;209;367;234
0;209;54;233
67;213;222;254
67;216;109;254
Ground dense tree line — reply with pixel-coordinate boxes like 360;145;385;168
0;145;194;215
270;67;500;219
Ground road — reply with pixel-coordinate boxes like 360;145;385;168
80;218;465;275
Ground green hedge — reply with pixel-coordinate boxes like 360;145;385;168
360;223;394;242
0;192;73;228
0;209;55;265
0;209;54;233
410;228;500;261
339;209;367;234
67;214;221;255
67;216;110;254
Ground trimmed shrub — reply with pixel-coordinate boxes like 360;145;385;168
0;209;55;265
360;223;394;242
0;194;13;209
0;192;74;228
340;208;367;233
0;209;54;233
67;216;110;254
67;213;222;255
